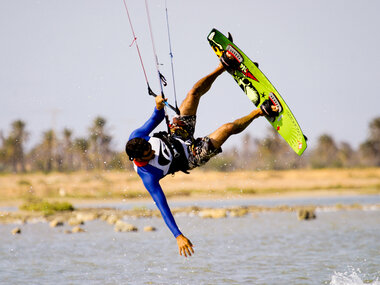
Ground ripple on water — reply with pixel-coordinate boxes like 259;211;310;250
0;209;379;284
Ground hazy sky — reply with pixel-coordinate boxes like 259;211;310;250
1;0;379;154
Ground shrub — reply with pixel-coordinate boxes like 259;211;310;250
20;198;74;215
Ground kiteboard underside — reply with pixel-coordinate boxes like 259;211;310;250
207;28;307;156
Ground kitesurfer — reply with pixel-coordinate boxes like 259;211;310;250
125;53;279;257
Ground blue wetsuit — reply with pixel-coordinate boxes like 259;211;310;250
129;107;186;238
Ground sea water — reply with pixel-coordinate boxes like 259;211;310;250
0;197;379;284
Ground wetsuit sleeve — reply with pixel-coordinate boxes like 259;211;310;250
137;166;182;238
129;107;165;140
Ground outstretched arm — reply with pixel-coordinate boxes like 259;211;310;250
141;168;182;237
137;166;194;257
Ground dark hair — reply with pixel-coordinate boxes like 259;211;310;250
125;138;150;161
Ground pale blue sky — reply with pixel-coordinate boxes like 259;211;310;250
1;0;379;153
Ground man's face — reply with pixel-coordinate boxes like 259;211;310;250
139;143;155;161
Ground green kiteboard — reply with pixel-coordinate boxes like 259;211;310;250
207;28;307;155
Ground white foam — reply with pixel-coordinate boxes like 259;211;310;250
330;269;380;285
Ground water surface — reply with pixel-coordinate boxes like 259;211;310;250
1;197;379;284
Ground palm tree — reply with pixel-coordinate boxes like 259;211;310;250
74;138;90;170
369;117;380;141
63;128;74;171
89;116;113;169
337;142;357;168
8;120;29;172
42;130;55;172
310;134;339;168
359;117;380;166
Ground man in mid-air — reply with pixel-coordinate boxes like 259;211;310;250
125;52;279;257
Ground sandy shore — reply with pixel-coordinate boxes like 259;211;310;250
1;168;379;207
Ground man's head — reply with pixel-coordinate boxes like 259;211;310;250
125;138;154;161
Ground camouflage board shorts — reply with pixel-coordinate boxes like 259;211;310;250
170;115;222;170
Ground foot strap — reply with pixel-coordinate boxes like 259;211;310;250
260;98;280;121
220;45;243;71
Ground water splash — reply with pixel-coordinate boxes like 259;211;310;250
330;268;380;285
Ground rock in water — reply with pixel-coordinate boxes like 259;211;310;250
199;209;227;219
72;226;85;233
106;215;119;225
143;226;156;232
11;227;21;235
114;220;138;232
297;208;316;220
76;212;98;222
68;217;84;226
229;208;248;217
49;219;64;227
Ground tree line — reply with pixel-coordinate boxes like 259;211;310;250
204;116;380;171
0;117;126;173
1;116;379;173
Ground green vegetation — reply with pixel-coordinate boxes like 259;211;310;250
226;187;257;194
18;179;32;186
20;198;74;215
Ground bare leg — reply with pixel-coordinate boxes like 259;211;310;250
179;63;225;116
209;108;264;149
209;105;279;149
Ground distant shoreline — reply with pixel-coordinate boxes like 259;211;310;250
1;189;378;208
1;168;379;207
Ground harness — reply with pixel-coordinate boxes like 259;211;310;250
153;131;189;175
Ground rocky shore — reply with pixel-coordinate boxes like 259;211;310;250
2;203;379;235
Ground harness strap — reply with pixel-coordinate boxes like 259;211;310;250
153;132;189;174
